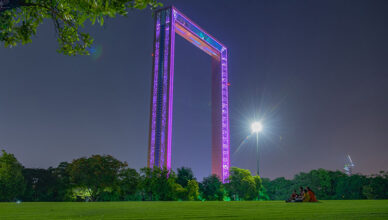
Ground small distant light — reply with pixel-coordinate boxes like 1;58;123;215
16;200;21;204
227;83;231;86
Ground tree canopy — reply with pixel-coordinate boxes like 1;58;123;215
177;167;195;188
118;167;140;200
68;154;127;201
225;167;262;201
0;0;162;55
199;174;224;201
0;150;25;201
139;166;178;201
1;150;388;202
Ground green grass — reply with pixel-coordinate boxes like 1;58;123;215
1;200;388;219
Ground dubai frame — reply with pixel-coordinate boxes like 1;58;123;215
147;6;230;182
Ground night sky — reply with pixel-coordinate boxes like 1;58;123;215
1;0;387;180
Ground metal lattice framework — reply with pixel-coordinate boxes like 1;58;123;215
147;6;230;182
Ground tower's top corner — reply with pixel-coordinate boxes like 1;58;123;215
154;5;175;13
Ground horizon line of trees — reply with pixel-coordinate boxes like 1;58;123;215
1;150;387;202
0;150;261;202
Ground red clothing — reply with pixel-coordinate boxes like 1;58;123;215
308;190;317;202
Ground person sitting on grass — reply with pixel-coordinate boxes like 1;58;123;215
294;186;304;202
294;187;304;202
302;189;310;202
286;190;298;202
291;190;297;200
299;187;304;198
307;187;318;202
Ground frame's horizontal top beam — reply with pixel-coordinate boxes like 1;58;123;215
173;7;225;52
175;23;220;60
156;6;226;53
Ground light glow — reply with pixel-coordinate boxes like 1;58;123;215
251;122;263;133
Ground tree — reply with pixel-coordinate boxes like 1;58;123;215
363;172;388;199
174;183;187;201
262;177;293;200
50;161;73;201
199;174;224;201
0;150;25;201
186;179;199;201
139;167;153;200
68;154;127;201
225;167;262;201
21;166;72;201
139;166;178;201
253;175;263;199
177;167;195;188
22;168;59;201
0;0;162;55
118;167;140;200
344;174;368;199
262;169;374;201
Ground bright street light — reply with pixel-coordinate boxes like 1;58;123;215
251;121;263;133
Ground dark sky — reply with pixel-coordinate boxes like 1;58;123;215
1;0;387;180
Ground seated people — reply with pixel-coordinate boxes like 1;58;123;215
299;187;304;198
294;187;304;202
286;187;318;203
286;190;298;202
307;187;318;202
302;189;310;202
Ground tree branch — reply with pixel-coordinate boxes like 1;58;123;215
19;1;74;27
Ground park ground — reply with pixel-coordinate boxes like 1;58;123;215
1;200;388;219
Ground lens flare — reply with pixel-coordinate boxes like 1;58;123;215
88;45;103;60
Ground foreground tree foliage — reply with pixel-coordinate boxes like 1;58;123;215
177;167;195;188
0;150;25;201
21;162;73;202
22;168;57;201
199;174;224;201
68;154;127;201
118;167;140;200
186;179;200;201
226;167;262;201
1;150;387;202
0;0;162;55
139;167;178;201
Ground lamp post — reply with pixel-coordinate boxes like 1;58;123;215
251;122;263;176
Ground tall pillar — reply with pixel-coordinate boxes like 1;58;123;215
148;8;174;170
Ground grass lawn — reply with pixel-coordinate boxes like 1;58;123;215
1;200;388;219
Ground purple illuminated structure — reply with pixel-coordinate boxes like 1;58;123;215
148;6;230;182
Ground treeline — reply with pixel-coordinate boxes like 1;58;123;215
262;169;388;200
1;150;387;202
0;150;261;202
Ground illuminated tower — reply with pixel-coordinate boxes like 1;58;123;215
147;6;230;182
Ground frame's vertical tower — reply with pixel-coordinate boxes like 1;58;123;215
148;8;174;170
148;6;230;182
